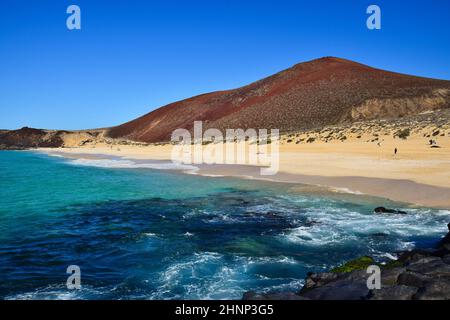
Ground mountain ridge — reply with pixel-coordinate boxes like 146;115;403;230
107;57;450;143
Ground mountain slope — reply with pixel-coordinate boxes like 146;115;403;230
107;57;450;143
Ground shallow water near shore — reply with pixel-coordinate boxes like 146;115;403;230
0;151;449;299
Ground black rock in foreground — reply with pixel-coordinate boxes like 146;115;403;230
244;223;450;300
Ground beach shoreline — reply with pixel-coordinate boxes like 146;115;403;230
37;132;450;209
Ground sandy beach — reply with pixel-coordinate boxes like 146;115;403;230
37;120;450;209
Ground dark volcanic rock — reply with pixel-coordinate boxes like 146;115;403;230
0;127;64;150
406;258;450;277
374;207;407;215
243;222;450;300
397;249;436;264
414;279;450;300
438;223;450;248
243;291;308;300
443;254;450;264
381;267;406;287
302;272;339;291
369;285;418;300
397;271;431;288
300;278;370;300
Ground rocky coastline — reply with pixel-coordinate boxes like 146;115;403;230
244;222;450;300
0;127;65;150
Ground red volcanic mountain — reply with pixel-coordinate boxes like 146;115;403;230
107;57;450;143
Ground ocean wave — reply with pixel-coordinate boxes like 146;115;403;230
152;252;241;300
66;158;198;172
280;205;450;247
45;153;65;158
150;252;305;300
281;225;353;246
5;284;109;300
329;187;364;195
144;232;159;237
245;256;299;265
186;171;225;178
244;203;295;215
258;279;305;293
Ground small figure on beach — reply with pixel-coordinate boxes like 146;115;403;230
394;147;398;156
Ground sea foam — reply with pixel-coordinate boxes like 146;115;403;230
67;158;198;173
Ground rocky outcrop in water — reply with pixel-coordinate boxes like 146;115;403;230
374;207;408;214
244;223;450;300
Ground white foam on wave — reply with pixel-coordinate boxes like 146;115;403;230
185;170;225;178
379;252;398;260
199;174;225;178
329;187;364;195
245;203;295;215
152;252;240;300
246;256;298;265
259;279;305;293
280;205;450;249
45;153;65;158
5;284;107;300
437;210;450;216
150;252;305;300
66;158;198;173
144;232;159;237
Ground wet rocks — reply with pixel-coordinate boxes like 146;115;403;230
300;278;370;300
443;254;450;264
406;257;450;277
414;279;450;300
302;272;339;290
438;223;450;248
299;252;450;300
368;285;418;300
397;271;431;288
242;222;450;300
380;267;405;286
374;207;407;214
243;291;308;300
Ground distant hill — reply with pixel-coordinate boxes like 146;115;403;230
0;127;64;150
107;57;450;143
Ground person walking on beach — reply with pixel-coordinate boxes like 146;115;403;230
394;147;398;156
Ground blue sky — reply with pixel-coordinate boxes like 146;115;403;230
1;0;449;130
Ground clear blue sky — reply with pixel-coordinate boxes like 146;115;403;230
1;0;449;130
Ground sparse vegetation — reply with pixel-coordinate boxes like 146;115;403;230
331;256;375;273
394;128;410;140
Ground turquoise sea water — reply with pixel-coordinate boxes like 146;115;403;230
0;151;449;300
